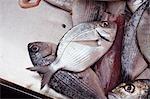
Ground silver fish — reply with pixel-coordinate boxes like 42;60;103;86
27;21;117;89
121;1;148;81
108;79;150;99
137;4;150;64
28;42;106;99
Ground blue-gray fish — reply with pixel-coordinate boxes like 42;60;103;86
27;20;117;89
108;79;150;99
121;1;148;81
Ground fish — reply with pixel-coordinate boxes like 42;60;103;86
28;42;106;99
27;21;117;90
18;0;41;8
72;0;106;25
127;0;147;13
121;1;148;81
137;4;150;64
108;79;150;99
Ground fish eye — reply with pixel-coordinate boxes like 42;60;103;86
101;21;109;27
30;45;39;52
124;84;135;93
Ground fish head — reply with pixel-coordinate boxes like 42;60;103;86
109;79;150;99
28;42;57;66
127;0;147;12
95;21;117;42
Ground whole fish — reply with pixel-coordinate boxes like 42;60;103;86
28;42;106;99
127;0;147;13
27;21;117;89
108;79;150;99
72;0;106;25
137;4;150;64
121;1;148;81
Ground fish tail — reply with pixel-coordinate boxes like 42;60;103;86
26;66;56;89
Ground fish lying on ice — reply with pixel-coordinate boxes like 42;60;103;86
27;20;117;90
28;41;106;99
108;79;150;99
121;1;148;81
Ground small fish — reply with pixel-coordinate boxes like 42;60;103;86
27;21;117;90
72;0;106;25
108;79;150;99
121;1;148;81
127;0;147;13
28;42;106;99
137;4;150;64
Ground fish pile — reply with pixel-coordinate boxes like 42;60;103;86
19;0;150;99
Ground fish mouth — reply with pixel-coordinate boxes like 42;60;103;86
42;53;53;58
95;29;111;42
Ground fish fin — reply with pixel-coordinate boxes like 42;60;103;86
40;70;53;89
27;66;54;89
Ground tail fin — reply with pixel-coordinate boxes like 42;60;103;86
26;66;54;89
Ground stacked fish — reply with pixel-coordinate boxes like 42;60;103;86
19;0;150;99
